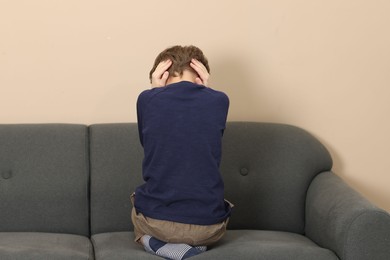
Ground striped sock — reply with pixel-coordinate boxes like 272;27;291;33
141;235;207;260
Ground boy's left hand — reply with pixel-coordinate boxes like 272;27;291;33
190;59;210;87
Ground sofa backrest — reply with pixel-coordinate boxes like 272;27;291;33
89;123;144;235
221;122;332;233
90;122;332;235
0;124;90;236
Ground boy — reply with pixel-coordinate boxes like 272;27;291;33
132;45;232;260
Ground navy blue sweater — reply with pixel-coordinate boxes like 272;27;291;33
135;81;231;225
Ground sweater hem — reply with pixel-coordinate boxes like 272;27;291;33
136;208;231;226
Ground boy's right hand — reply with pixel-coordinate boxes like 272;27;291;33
151;59;172;87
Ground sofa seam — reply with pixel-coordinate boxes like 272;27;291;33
85;125;92;238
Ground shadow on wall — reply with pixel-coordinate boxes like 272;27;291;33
212;56;263;121
314;135;345;176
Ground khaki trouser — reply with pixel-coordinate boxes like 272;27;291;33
131;194;231;246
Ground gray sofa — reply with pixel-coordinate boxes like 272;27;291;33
1;122;389;260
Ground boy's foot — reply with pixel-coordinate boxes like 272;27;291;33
141;235;207;260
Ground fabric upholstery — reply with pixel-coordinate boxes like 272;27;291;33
306;171;390;260
0;124;89;236
220;122;333;233
92;232;160;260
91;230;338;260
89;123;144;234
0;232;93;260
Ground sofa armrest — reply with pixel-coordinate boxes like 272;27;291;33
305;171;390;260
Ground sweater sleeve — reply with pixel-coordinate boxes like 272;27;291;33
136;90;150;146
220;92;230;136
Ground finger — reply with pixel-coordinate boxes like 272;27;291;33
191;59;207;73
190;61;202;75
158;59;172;70
154;59;172;78
151;60;172;87
190;60;208;78
155;60;172;74
161;71;169;83
191;59;209;86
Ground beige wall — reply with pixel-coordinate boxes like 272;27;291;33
1;0;389;212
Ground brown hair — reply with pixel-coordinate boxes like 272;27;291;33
149;45;210;82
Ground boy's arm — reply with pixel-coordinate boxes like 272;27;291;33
221;93;230;136
139;59;171;145
136;91;148;146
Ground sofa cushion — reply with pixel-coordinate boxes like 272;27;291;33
0;124;90;236
220;122;333;233
0;232;93;260
91;232;159;260
89;123;144;235
91;230;338;260
205;230;338;260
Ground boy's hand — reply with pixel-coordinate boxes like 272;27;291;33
151;59;172;87
190;59;210;87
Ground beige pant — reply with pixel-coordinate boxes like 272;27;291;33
131;194;230;246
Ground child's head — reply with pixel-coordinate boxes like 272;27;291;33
149;45;210;82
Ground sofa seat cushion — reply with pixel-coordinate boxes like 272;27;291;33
92;230;338;260
92;232;159;260
206;230;339;260
0;232;93;260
